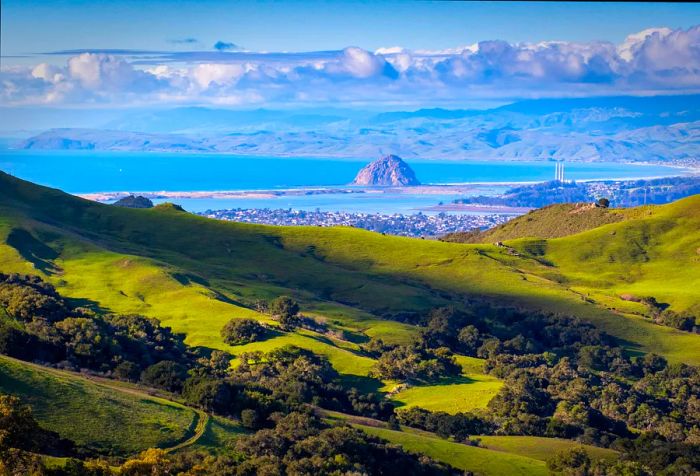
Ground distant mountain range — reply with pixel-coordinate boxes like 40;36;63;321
13;95;700;165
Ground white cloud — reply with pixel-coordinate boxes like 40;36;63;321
191;63;246;88
31;63;64;83
618;27;673;61
326;47;393;78
2;25;700;107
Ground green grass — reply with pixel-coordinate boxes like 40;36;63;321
0;355;198;456
443;203;625;243
477;435;617;462
188;415;248;455
356;425;548;476
388;356;503;414
390;374;503;414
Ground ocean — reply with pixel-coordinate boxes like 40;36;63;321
0;150;686;214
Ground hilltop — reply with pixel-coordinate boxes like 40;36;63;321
352;155;420;186
442;202;625;243
112;195;154;209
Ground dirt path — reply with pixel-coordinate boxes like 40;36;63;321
164;408;210;453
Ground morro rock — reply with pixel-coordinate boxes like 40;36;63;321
351;155;420;186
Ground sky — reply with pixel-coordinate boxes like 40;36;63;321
2;1;700;109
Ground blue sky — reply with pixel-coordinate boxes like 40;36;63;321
1;1;700;109
3;1;699;55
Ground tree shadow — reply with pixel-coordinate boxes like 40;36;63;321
171;272;210;287
337;374;385;394
303;332;370;360
337;330;370;345
6;228;60;275
64;297;110;314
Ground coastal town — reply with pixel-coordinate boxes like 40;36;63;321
199;207;513;237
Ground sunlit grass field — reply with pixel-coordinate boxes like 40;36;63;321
356;425;549;476
477;435;618;462
388;356;503;413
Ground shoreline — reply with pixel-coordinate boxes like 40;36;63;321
422;204;533;214
76;172;697;203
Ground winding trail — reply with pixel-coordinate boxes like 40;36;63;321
164;408;210;453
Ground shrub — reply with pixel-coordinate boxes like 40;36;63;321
658;311;696;331
182;377;235;413
370;345;461;383
268;296;301;330
596;198;610;208
221;318;268;345
140;361;188;392
0;274;70;322
547;447;591;475
240;409;259;429
113;361;140;382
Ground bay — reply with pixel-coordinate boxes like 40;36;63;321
0;150;687;214
0;150;683;193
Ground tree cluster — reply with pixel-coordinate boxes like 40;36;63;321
370;344;461;383
220;318;269;345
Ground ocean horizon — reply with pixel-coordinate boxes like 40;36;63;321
0;150;686;195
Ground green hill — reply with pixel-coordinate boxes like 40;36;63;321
0;355;199;456
321;410;617;476
359;425;549;476
0;170;699;377
441;202;625;243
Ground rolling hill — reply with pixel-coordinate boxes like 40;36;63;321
0;355;202;456
0;170;699;376
1;171;699;474
441;203;626;243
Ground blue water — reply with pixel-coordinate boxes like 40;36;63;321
0;150;683;194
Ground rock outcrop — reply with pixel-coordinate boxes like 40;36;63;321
112;195;154;208
351;155;420;186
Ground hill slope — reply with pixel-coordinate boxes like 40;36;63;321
0;355;199;456
0;171;699;370
442;203;625;243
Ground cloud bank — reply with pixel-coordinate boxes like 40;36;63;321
2;26;699;107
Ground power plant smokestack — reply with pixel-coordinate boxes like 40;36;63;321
554;161;565;182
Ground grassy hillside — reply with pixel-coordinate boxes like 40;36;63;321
358;425;548;476
0;355;199;456
477;435;617;462
442;203;625;243
323;409;618;476
0;170;699;380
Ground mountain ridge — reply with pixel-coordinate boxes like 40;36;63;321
12;94;700;165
